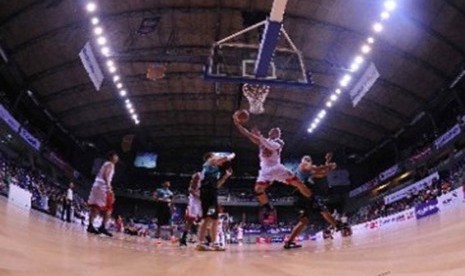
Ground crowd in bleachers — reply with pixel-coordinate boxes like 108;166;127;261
348;161;465;225
0;152;87;221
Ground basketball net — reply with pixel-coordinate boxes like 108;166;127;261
242;83;270;114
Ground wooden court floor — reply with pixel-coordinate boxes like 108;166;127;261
1;197;465;276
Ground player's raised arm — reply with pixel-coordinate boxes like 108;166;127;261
233;116;260;145
217;168;233;188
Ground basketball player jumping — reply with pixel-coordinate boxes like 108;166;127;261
87;151;119;237
284;153;344;249
196;152;234;251
233;115;313;216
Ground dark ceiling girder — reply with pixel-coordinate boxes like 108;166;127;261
90;123;368;153
0;1;43;27
64;91;390;136
33;50;430;117
71;110;374;146
12;6;453;85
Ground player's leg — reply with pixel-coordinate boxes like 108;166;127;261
254;181;273;210
98;209;113;237
286;176;312;198
87;205;100;234
284;217;309;249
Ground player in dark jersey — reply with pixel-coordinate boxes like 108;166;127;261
284;153;344;249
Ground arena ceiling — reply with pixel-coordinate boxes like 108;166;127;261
0;0;464;173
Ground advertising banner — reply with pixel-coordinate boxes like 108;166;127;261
434;124;461;149
415;198;439;220
0;103;20;132
379;164;400;181
384;172;439;204
79;42;104;91
19;127;41;150
437;188;464;212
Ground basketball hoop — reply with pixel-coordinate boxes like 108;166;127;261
243;83;270;114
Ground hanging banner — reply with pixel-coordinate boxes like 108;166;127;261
19;127;41;150
384;172;439;204
434;124;461;149
379;164;400;181
79;42;104;91
349;62;380;107
0;103;20;132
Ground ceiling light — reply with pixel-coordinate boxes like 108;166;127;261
126;103;133;109
384;0;397;11
318;110;326;119
135;120;140;125
116;83;123;89
326;101;332;108
311;123;317;129
125;99;130;104
86;2;97;12
340;74;352;87
367;37;375;44
119;90;127;97
315;118;321;123
93;26;103;35
373;22;383;33
91;17;99;25
97;36;107;45
113;75;120;82
109;66;116;73
101;47;110;56
330;94;338;101
381;11;390;20
350;62;360;72
335;89;342;95
132;114;138;120
307;128;313;133
106;60;114;67
361;44;371;54
354;56;364;65
129;108;135;114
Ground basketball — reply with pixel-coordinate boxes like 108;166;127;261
234;109;249;124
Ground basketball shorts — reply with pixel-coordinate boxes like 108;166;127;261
257;163;295;184
88;182;114;212
200;185;218;219
186;196;202;220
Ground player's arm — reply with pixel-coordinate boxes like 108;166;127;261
325;152;337;171
217;168;233;188
258;136;282;151
233;120;260;145
210;153;236;166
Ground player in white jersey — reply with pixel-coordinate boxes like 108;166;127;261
233;117;313;215
87;151;119;237
180;172;202;246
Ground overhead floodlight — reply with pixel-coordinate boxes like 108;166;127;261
97;36;107;45
93;26;103;35
335;89;342;95
108;66;116;73
315;117;321;123
318;110;326;119
119;90;127;97
101;46;110;56
381;11;390;20
354;56;364;65
129;108;135;114
350;62;360;72
307;128;313;133
132;114;138;120
106;60;114;67
91;17;99;25
86;2;97;12
340;74;352;87
384;0;397;11
135;120;140;125
113;75;120;82
367;37;375;44
330;94;338;101
373;22;383;33
126;103;133;109
125;99;130;104
361;44;371;54
326;101;332;108
311;122;317;128
116;83;123;89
